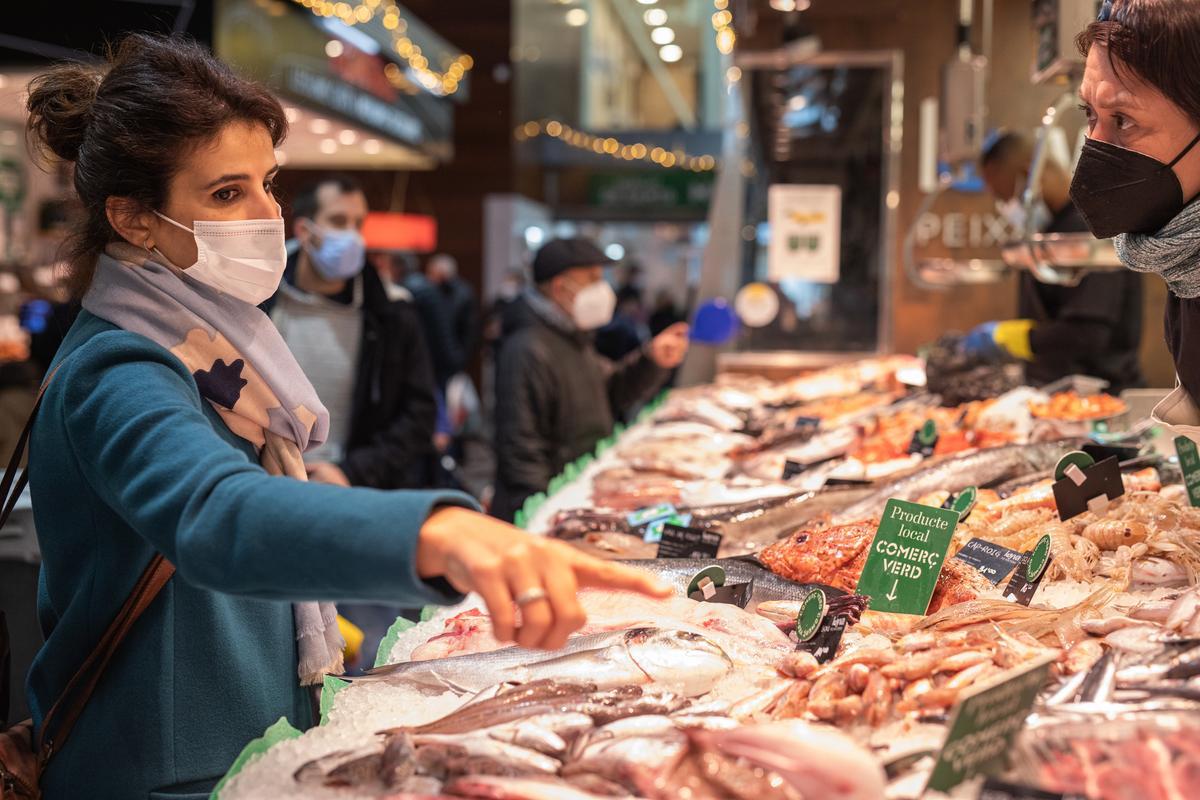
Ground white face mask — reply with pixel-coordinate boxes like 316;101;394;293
570;279;617;330
153;211;287;305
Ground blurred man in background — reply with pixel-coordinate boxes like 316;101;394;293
966;132;1144;391
492;238;689;521
427;253;478;371
269;176;437;490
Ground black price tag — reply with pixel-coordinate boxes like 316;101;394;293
954;538;1024;585
689;581;753;608
796;609;849;663
1051;454;1124;522
1002;535;1053;606
657;524;723;560
979;778;1084;800
782;459;806;480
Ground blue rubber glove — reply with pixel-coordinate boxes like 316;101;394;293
962;322;1003;361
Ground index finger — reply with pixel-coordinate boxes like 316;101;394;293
572;556;673;598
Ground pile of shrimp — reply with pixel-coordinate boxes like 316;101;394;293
926;469;1200;588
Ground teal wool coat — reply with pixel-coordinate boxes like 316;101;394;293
25;311;471;798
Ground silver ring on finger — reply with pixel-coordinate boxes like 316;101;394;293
515;587;548;606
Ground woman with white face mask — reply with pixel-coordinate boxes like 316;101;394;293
12;34;668;800
1068;1;1200;441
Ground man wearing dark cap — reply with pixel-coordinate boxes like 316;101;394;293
491;238;689;521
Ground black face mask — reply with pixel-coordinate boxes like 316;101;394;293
1069;131;1200;239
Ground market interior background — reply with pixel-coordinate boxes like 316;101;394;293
0;0;1179;722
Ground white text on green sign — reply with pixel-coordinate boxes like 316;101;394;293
855;499;958;615
1176;436;1200;508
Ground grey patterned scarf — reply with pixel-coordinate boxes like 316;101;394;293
1115;199;1200;298
83;243;343;685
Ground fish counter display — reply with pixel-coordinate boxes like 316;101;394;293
216;358;1200;800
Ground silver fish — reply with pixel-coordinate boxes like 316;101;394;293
835;440;1085;522
353;628;732;697
409;735;562;775
615;558;839;610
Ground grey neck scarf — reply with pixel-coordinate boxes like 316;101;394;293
1115;199;1200;298
83;244;343;685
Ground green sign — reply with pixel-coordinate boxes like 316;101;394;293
856;499;959;615
1054;451;1095;482
687;566;726;598
926;654;1056;792
0;159;25;212
589;171;715;213
1026;534;1052;582
1176;436;1200;508
796;588;826;642
951;486;978;521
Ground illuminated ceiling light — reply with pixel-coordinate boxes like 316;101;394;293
714;0;728;8
650;26;675;45
787;95;808;111
546;120;563;137
309;117;331;134
726;66;742;82
631;143;647;159
324;39;344;57
319;138;338;154
283;106;300;123
659;44;683;63
643;8;667;25
273;148;288;166
637;0;657;4
565;8;588;26
362;138;382;154
338;129;357;145
605;243;626;260
716;28;735;54
524;226;545;247
770;0;797;9
522;121;541;137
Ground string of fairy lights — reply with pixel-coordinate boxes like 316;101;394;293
291;0;473;96
712;0;736;55
514;120;719;173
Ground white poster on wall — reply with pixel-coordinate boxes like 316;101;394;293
767;184;842;284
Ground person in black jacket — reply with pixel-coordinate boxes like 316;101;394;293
492;238;689;522
965;132;1145;391
266;176;437;490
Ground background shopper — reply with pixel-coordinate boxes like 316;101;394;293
269;175;438;490
491;238;689;522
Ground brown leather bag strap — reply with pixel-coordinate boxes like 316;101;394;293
0;364;175;767
35;554;175;764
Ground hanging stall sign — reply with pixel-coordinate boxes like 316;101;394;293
1175;436;1200;508
926;654;1056;793
856;500;959;615
767;184;841;284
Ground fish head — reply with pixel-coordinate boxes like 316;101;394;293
625;629;733;697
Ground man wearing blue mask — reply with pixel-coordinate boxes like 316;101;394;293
267;176;437;491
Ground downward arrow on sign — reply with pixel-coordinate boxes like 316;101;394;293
885;579;899;602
